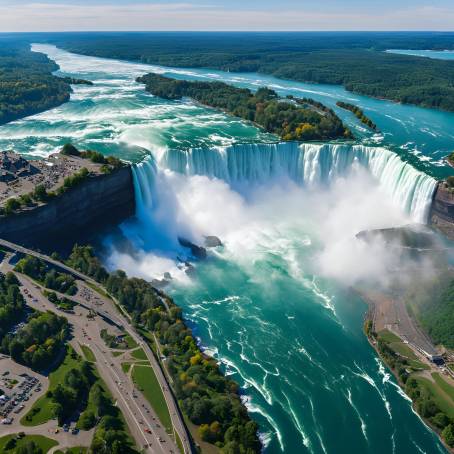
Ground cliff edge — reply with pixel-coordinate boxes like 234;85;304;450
0;165;135;248
429;182;454;240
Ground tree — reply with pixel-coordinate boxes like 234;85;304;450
4;437;16;450
79;410;97;430
32;184;48;202
432;412;450;429
61;143;80;156
4;198;20;214
442;424;454;447
5;271;19;286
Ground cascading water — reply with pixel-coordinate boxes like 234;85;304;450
145;142;437;224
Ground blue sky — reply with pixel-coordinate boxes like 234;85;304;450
0;0;453;31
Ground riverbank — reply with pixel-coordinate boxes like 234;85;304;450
363;291;454;452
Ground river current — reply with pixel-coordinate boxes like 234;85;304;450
0;44;452;454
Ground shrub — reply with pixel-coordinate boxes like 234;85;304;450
32;184;48;202
4;197;20;214
4;438;16;450
61;143;80;156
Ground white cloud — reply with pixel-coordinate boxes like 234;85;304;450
0;2;453;31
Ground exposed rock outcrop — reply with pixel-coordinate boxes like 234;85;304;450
178;237;207;259
0;166;135;249
204;236;222;248
429;182;454;240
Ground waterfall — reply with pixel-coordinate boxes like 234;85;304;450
132;154;158;221
157;142;437;224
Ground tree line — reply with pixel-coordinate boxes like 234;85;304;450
50;32;454;112
336;101;377;130
0;42;71;125
137;73;352;142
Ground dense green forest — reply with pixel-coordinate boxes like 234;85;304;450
44;32;454;111
15;255;78;295
0;40;71;125
336;101;377;130
137;73;351;141
66;244;261;453
0;271;28;341
0;310;69;371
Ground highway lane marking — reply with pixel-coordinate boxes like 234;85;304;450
91;342;168;454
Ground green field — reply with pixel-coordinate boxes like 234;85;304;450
65;448;88;454
125;335;138;349
378;330;429;370
0;434;58;453
378;329;402;343
175;430;184;454
415;376;454;419
432;373;454;403
131;347;147;361
55;448;88;454
112;350;125;357
21;347;80;426
121;363;131;374
131;364;172;433
79;344;96;362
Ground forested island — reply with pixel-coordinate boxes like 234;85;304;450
0;42;71;125
336;101;377;130
137;73;352;141
49;32;454;112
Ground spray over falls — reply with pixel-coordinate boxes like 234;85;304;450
135;142;437;224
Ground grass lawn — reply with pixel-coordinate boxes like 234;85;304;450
131;347;148;361
55;449;88;454
121;363;131;374
415;376;454;419
21;347;80;426
86;282;112;301
136;328;158;355
0;434;58;453
432;373;454;403
175;430;184;454
183;414;220;454
408;359;430;371
389;341;418;360
131;364;172;433
378;329;402;343
118;334;138;349
80;344;96;362
112;350;125;357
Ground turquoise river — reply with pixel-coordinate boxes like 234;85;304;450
1;44;454;454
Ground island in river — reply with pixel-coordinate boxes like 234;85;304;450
136;73;352;141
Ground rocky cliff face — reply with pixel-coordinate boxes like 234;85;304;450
0;166;135;249
429;182;454;240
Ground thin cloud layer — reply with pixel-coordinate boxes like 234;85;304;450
0;2;453;31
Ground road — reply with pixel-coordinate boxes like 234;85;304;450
0;242;192;454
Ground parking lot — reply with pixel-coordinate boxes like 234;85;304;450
0;357;47;425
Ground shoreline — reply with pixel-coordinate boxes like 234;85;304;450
361;292;454;453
